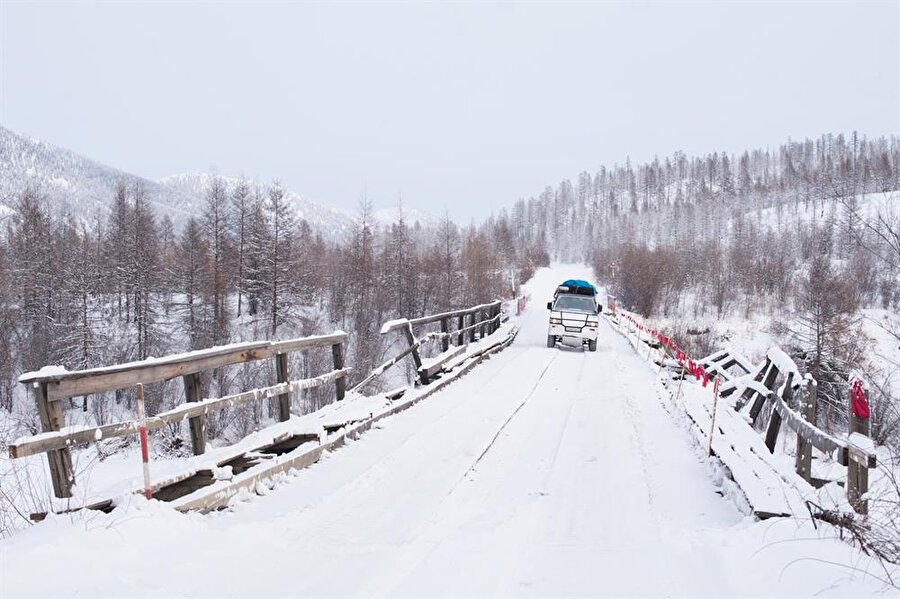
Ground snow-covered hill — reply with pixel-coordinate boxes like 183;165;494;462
0;125;199;225
0;125;434;241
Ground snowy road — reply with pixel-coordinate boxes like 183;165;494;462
1;266;892;597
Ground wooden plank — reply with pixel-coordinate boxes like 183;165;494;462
22;333;348;402
417;345;466;384
457;315;465;346
270;332;348;354
40;343;272;402
275;353;290;422
10;369;351;458
20;341;270;385
174;445;326;513
684;389;806;518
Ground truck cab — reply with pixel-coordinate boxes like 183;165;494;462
547;280;601;351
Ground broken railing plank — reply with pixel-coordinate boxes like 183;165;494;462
417;345;467;384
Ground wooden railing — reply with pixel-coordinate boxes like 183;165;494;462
13;332;349;499
665;344;878;514
372;300;503;387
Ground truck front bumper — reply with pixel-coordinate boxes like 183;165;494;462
548;324;598;343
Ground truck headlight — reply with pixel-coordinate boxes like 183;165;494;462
550;312;562;325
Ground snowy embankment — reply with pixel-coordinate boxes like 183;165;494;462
1;265;897;596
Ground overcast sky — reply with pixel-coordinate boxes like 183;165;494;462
1;1;898;220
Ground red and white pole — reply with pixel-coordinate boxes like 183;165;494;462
136;383;152;500
707;376;722;457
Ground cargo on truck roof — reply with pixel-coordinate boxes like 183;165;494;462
555;279;597;297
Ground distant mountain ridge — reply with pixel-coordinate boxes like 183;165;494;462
0;125;199;226
0;125;434;240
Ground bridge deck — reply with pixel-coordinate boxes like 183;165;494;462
1;266;887;596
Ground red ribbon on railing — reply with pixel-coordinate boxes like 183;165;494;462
620;309;712;388
851;379;870;420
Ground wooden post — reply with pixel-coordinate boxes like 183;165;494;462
440;318;450;352
332;341;346;401
404;322;423;370
795;378;817;482
468;312;476;343
36;383;74;498
765;372;792;453
182;372;207;455
848;385;870;515
479;310;487;339
275;353;290;422
456;315;465;345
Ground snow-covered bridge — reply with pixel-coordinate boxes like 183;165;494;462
1;266;892;596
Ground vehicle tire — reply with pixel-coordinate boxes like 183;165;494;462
547;335;556;348
588;340;597;352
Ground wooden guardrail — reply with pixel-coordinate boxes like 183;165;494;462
13;332;349;498
357;300;504;389
384;300;503;385
685;348;876;514
619;310;879;517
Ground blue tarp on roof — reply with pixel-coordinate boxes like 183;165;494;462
561;279;597;295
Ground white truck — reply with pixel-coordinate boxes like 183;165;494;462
546;280;602;352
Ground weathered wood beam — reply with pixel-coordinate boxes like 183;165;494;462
417;345;467;384
9;369;351;459
21;332;349;403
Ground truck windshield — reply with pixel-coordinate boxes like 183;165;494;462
554;295;596;312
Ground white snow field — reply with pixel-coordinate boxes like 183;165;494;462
1;265;896;597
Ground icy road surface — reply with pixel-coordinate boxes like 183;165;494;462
1;265;894;596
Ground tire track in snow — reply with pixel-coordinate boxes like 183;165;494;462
451;350;560;491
